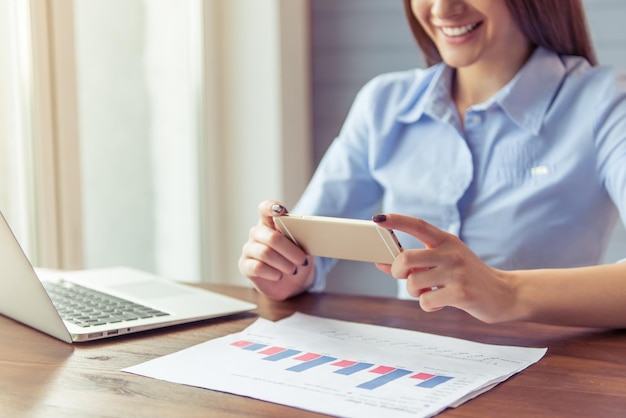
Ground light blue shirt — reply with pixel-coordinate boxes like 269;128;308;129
293;47;626;297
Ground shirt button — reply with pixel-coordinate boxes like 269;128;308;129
469;114;483;124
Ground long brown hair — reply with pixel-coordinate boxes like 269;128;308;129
402;0;598;66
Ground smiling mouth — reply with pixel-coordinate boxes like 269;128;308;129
440;22;481;37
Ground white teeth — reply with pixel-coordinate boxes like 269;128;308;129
441;23;479;37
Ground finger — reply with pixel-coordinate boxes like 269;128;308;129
374;262;393;275
390;248;441;279
377;261;431;281
240;243;301;284
239;256;284;282
405;267;444;296
245;224;308;281
375;262;412;280
257;199;288;229
373;213;447;249
400;268;447;310
415;285;448;312
253;224;307;266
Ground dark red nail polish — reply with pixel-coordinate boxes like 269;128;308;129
372;214;387;223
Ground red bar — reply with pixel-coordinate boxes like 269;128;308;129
370;365;395;374
294;352;321;361
331;360;357;367
230;340;253;347
259;346;285;355
410;372;436;380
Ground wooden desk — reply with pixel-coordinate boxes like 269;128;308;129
2;284;626;417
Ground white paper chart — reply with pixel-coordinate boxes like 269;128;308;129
123;313;546;418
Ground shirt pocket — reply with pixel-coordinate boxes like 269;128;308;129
490;141;556;185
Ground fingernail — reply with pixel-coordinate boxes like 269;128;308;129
372;214;387;223
292;266;298;275
302;258;309;267
272;204;285;214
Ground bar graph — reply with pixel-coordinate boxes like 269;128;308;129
287;354;337;372
332;360;373;375
357;368;413;390
230;340;453;391
264;349;301;361
125;313;548;418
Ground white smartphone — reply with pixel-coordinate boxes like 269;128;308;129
273;214;403;264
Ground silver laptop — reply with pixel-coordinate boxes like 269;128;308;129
0;211;256;343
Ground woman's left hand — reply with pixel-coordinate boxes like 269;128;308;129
373;213;518;323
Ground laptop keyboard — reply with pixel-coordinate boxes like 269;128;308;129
43;280;170;328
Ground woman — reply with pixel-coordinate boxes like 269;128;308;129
239;0;626;327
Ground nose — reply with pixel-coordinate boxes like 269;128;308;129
431;0;464;19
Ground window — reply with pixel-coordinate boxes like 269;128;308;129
1;0;311;285
74;0;205;280
0;0;38;258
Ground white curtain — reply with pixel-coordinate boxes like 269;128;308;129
0;0;38;259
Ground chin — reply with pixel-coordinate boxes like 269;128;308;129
439;52;478;69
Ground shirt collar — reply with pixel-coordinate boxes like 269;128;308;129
495;47;565;135
397;64;451;124
396;47;566;135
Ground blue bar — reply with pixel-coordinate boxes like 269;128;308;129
357;369;412;390
263;349;302;361
334;362;374;375
416;375;453;388
287;356;337;372
242;343;267;351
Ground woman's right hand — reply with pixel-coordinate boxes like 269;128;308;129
238;200;315;300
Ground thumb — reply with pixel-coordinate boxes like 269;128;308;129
258;200;288;229
372;214;446;249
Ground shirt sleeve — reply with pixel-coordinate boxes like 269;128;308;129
293;77;390;291
594;68;626;261
596;71;626;190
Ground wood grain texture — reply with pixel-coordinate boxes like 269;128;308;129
2;284;626;417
